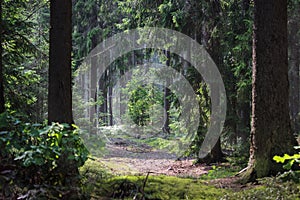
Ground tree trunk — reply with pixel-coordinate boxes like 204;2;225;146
90;55;97;133
0;0;4;114
242;0;298;182
119;65;126;123
163;87;171;134
48;0;80;192
197;82;225;164
288;4;300;135
163;51;171;134
89;5;99;132
108;85;113;126
48;0;73;124
99;71;108;125
199;6;224;163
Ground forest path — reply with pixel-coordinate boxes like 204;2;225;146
92;136;245;191
98;137;211;177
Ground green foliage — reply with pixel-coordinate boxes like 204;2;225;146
0;113;89;198
2;0;49;121
272;146;300;183
273;146;300;170
128;84;163;126
73;0;120;68
144;137;173;149
13;123;89;169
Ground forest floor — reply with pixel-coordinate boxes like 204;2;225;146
80;136;300;199
96;137;244;191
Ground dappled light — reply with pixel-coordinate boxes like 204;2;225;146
0;0;300;199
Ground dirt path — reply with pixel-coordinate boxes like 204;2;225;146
95;137;248;191
98;138;211;177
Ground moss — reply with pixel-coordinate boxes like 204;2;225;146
101;158;138;174
199;165;239;180
81;172;228;199
222;180;300;200
80;159;300;199
113;175;227;199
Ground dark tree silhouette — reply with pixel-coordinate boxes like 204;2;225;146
48;0;73;124
48;0;80;191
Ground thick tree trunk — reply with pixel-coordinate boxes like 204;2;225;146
197;138;224;164
197;2;224;163
242;0;298;182
197;82;225;164
48;1;80;193
288;6;300;135
48;0;73;124
0;0;4;114
205;39;224;162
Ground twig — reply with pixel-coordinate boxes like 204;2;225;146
139;171;153;200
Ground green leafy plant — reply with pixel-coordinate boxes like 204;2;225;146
272;147;300;183
0;113;89;198
14;122;89;170
273;146;300;170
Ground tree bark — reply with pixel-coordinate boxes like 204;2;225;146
48;0;73;124
288;3;300;135
202;12;224;163
242;0;298;182
48;1;81;192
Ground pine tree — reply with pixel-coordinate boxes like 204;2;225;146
242;0;298;181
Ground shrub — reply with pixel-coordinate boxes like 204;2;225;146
0;113;89;198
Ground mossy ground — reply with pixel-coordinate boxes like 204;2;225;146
80;159;300;199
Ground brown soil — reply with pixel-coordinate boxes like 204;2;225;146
101;143;211;177
98;138;249;191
